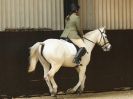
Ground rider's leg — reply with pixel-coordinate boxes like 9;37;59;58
71;39;86;48
71;39;87;65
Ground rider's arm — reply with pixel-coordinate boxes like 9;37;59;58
75;16;84;38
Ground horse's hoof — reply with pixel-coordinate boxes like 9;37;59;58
51;92;57;97
77;90;83;95
51;94;56;97
58;91;66;95
66;88;75;94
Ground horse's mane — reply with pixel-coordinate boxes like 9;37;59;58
84;27;105;37
84;29;97;37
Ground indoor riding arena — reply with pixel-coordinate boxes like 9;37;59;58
0;0;133;99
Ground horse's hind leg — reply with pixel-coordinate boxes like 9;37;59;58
39;57;53;95
50;77;58;96
47;63;62;96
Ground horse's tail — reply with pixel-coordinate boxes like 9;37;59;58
28;42;43;72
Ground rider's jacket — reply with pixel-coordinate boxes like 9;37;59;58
61;13;83;39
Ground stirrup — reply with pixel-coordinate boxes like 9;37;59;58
73;58;81;65
73;47;87;65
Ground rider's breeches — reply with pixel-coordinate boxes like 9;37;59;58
71;38;87;65
70;39;86;48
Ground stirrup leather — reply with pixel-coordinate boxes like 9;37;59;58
73;47;86;65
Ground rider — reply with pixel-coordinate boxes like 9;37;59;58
60;3;87;65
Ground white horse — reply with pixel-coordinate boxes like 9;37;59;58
28;27;111;96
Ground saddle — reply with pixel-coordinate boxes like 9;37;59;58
60;37;79;51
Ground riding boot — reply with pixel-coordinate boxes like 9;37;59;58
73;47;87;65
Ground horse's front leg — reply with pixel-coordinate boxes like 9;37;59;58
75;67;86;93
78;74;86;93
66;66;86;94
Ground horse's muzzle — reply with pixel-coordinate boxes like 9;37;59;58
103;43;111;51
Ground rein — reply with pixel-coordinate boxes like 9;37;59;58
83;37;95;44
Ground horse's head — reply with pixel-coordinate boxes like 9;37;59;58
97;27;111;51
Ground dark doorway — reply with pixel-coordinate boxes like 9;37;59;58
64;0;78;18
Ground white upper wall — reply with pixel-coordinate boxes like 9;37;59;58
0;0;64;31
79;0;133;30
0;0;133;31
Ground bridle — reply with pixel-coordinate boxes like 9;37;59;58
98;29;109;47
83;28;109;48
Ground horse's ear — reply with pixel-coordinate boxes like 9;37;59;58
102;26;106;31
103;26;106;29
100;26;105;29
101;26;106;33
99;26;105;32
103;26;106;32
